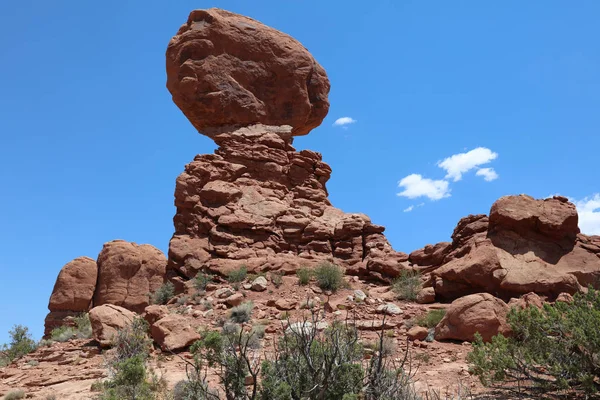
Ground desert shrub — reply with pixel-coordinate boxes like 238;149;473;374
229;301;253;323
194;272;213;291
51;326;76;342
227;266;248;283
415;309;446;329
270;271;284;288
1;325;37;364
74;313;92;339
392;270;422;301
296;267;312;285
45;395;57;400
4;390;26;400
151;282;175;305
314;262;344;292
96;318;164;400
468;288;600;394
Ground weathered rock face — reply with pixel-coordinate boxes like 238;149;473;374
411;195;600;301
166;8;330;137
150;314;201;351
434;293;511;342
44;257;98;335
94;240;167;313
89;304;136;348
168;125;406;281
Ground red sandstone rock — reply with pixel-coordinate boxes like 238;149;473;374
94;240;167;313
435;293;510;342
166;8;330;137
430;196;600;301
89;304;137;348
143;305;169;326
48;257;97;312
151;315;201;351
407;326;428;341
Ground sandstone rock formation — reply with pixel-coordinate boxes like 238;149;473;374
166;8;330;137
94;240;167;313
44;257;98;335
434;293;511;342
410;195;600;301
150;315;201;352
89;304;136;348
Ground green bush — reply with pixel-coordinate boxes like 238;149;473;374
74;313;92;339
468;288;600;394
270;271;284;288
229;301;254;323
1;325;37;364
50;313;92;342
50;326;76;342
415;309;446;329
296;267;312;285
392;270;422;301
4;390;26;400
314;262;344;292
227;266;248;283
194;272;213;291
151;281;175;305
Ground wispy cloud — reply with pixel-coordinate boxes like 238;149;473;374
574;194;600;235
403;202;425;213
333;117;357;127
476;167;499;182
397;174;450;201
438;147;498;181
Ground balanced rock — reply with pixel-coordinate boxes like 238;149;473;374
166;8;330;137
434;293;511;342
44;256;98;335
89;304;136;348
94;240;167;313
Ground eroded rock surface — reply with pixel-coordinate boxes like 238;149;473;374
89;304;136;348
94;240;167;313
168;125;407;281
411;195;600;301
166;8;330;137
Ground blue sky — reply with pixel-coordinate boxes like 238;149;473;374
0;1;599;343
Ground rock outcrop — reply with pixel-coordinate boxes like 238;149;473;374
166;8;330;137
94;240;167;313
166;9;407;282
434;293;511;342
44;257;98;335
411;195;600;301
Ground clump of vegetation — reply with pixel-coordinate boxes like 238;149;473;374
95;318;168;400
50;312;92;342
415;309;446;329
4;390;26;400
151;281;175;305
296;267;312;285
270;271;284;288
1;325;37;366
468;288;600;395
194;272;213;291
229;301;254;324
392;270;422;301
227;265;248;284
314;262;344;292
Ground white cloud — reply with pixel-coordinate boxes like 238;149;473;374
403;205;414;213
476;167;499;182
574;194;600;235
333;117;357;127
437;147;498;181
397;174;450;201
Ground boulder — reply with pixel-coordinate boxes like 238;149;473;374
166;8;330;137
151;314;201;352
94;240;167;313
376;303;402;316
48;257;98;312
407;326;429;341
416;287;436;304
143;305;169;325
353;290;367;302
251;276;268;292
434;293;511;342
89;304;137;348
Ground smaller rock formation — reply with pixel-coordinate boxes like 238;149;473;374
434;293;511;342
94;240;167;313
44;257;98;335
89;304;136;347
